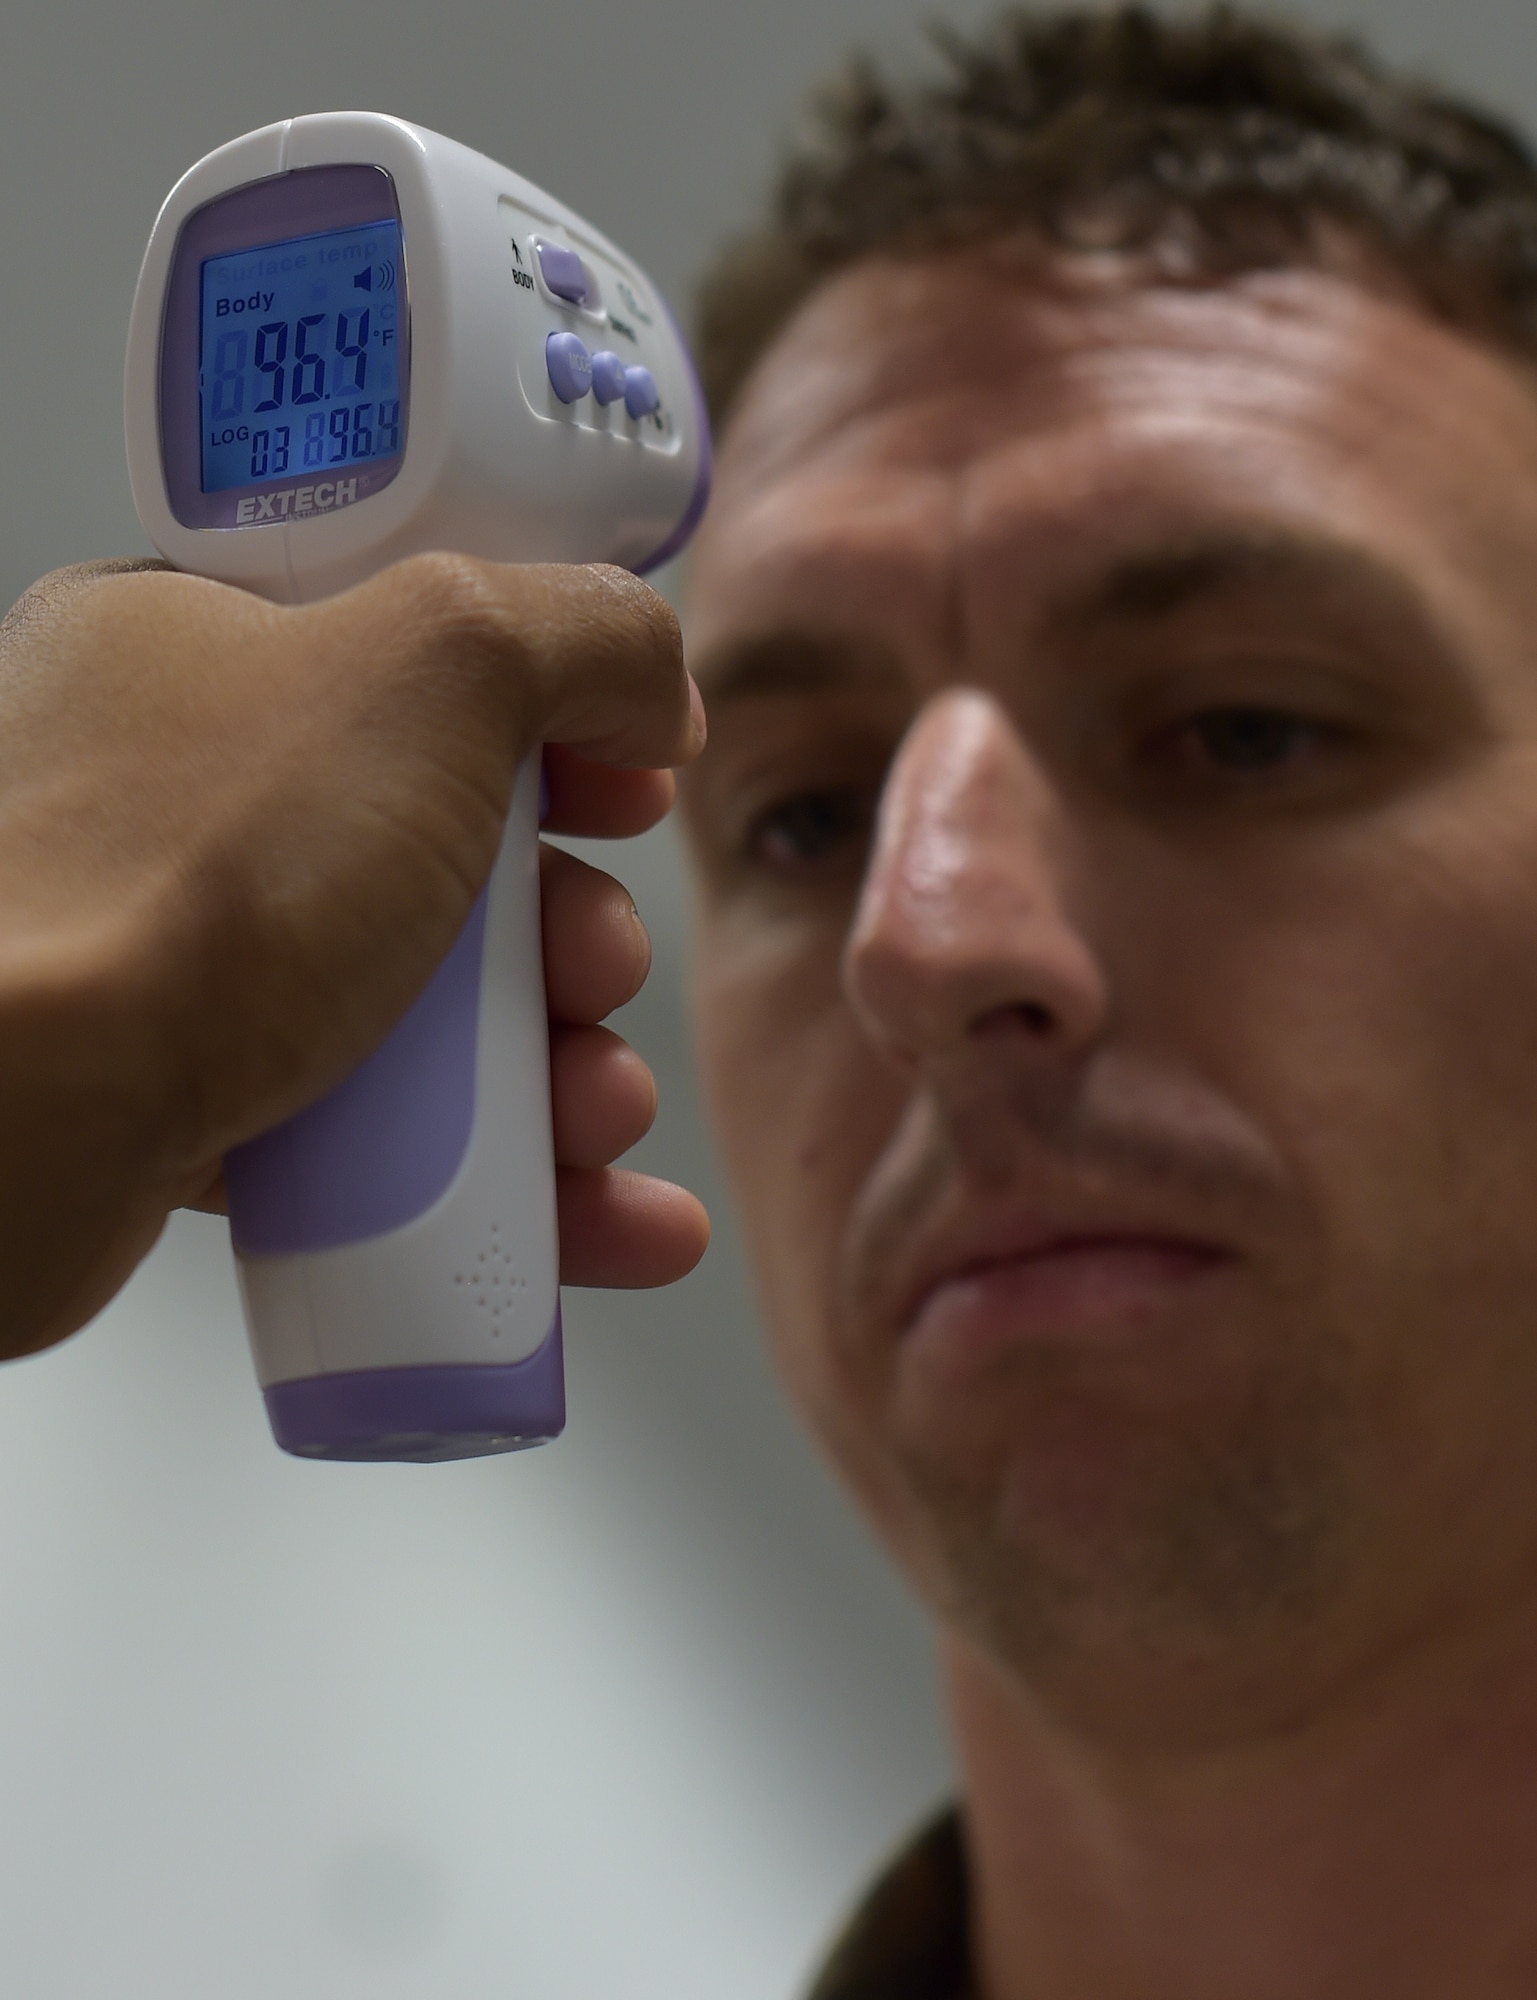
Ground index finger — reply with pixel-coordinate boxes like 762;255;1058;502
540;745;676;838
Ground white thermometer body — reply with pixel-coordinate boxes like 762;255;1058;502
125;113;710;1460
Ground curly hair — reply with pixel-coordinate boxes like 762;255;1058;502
695;4;1537;424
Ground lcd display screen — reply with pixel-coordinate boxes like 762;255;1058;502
199;218;406;494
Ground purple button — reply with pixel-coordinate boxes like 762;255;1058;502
623;365;659;419
536;241;589;305
590;350;627;405
546;331;593;403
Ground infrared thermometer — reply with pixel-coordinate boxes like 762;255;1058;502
124;113;710;1461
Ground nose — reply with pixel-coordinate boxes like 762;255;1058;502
842;691;1110;1076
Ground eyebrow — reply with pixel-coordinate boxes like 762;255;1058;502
692;529;1444;708
1047;528;1425;633
691;630;910;706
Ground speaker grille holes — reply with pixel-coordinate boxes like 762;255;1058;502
453;1223;529;1335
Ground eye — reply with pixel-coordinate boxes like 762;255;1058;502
743;785;872;871
1169;706;1335;774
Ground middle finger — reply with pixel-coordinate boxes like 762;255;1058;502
540;842;652;1024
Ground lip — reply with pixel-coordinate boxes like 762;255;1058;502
896;1223;1238;1363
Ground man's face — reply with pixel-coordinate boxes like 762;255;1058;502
680;242;1537;1742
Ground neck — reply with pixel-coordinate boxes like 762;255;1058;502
947;1612;1537;2000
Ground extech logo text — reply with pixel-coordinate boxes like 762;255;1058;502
235;478;360;524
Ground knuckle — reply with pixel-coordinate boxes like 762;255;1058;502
395;552;526;659
0;562;135;650
2;563;208;668
384;553;540;726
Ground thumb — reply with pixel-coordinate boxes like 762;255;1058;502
303;553;702;780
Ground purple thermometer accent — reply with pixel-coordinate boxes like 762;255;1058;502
227;891;489;1256
158;165;410;532
265;1309;566;1462
634;302;713;575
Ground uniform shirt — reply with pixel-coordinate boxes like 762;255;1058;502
806;1810;973;2000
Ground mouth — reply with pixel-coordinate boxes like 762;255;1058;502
899;1229;1239;1368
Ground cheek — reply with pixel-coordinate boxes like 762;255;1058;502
1147;795;1537;1491
1257;864;1537;1276
1278;886;1537;1592
691;908;905;1407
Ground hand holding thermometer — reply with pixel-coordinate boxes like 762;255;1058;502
124;113;710;1463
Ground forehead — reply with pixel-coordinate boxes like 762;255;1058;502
687;247;1537;672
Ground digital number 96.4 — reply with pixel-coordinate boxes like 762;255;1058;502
211;309;372;417
300;400;402;467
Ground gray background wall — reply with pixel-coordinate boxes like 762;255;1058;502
0;2;1532;1996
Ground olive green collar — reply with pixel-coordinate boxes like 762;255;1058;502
806;1809;973;2000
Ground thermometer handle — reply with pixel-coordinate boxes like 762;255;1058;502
224;753;563;1461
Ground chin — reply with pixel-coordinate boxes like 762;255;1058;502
874;1369;1358;1739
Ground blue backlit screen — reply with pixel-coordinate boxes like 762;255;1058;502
199;219;405;494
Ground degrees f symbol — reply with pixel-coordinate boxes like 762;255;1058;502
354;260;397;293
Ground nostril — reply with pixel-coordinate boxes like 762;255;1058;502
972;999;1055;1039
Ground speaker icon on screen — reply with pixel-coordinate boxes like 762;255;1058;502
354;260;397;293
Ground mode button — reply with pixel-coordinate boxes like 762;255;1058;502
546;332;593;403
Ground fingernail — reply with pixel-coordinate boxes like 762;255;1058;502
628;902;652;993
687;672;708;750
